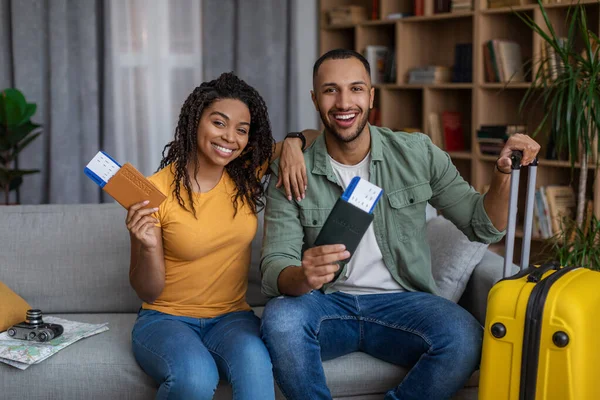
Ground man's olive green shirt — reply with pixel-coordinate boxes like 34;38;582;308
260;125;505;298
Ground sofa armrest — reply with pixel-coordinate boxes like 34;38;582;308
458;250;519;326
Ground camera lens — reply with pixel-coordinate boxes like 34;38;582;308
25;309;43;326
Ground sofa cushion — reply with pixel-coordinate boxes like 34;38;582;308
0;281;31;332
0;313;156;399
427;215;489;302
0;204;269;313
0;311;479;399
0;204;141;313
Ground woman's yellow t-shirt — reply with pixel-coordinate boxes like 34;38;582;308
141;165;258;319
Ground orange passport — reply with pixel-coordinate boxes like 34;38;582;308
103;163;166;210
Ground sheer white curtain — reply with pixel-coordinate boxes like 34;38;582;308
108;0;202;176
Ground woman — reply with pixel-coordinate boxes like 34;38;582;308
126;72;317;399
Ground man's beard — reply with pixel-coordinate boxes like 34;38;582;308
318;107;370;144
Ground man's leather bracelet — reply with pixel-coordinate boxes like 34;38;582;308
495;160;511;175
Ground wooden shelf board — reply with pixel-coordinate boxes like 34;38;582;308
375;83;473;89
322;23;356;30
481;4;537;14
360;19;396;26
448;151;473;160
479;155;598;169
516;229;547;242
482;0;598;15
480;82;532;89
401;11;474;22
538;159;598;169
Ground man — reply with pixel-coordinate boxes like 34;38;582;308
259;49;540;400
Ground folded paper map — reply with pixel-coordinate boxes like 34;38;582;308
0;317;109;370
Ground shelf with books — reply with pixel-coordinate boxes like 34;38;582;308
397;17;473;85
424;89;472;152
318;0;600;265
401;11;475;22
531;3;599;79
475;89;546;143
357;24;397;85
479;11;533;84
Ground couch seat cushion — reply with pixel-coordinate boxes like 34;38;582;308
0;311;479;400
0;313;156;400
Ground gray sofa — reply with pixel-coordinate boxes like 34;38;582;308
0;203;512;399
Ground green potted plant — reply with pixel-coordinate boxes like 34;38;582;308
517;1;600;228
513;1;600;268
544;213;600;270
0;88;43;205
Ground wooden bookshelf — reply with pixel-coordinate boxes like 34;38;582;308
319;0;600;265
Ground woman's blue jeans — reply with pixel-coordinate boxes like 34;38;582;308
260;290;483;400
131;308;275;400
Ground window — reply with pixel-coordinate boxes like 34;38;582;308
109;0;202;175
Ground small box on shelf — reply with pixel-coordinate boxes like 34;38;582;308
408;65;452;84
327;5;368;26
451;0;473;13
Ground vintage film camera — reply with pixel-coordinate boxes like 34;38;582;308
7;309;64;343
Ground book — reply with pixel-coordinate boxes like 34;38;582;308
441;111;465;151
364;45;391;84
427;112;444;148
545;185;576;235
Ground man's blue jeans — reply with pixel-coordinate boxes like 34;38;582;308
131;308;275;400
260;290;483;400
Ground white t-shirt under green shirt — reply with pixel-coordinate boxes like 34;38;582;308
327;152;404;294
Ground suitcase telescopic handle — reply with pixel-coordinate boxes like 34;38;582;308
503;150;539;278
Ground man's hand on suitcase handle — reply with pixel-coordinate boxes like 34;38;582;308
484;134;541;231
496;134;541;174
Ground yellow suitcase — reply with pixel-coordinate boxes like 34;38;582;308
479;152;600;400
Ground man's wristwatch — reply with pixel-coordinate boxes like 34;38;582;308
285;131;306;152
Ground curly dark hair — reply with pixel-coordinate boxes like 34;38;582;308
158;72;275;217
